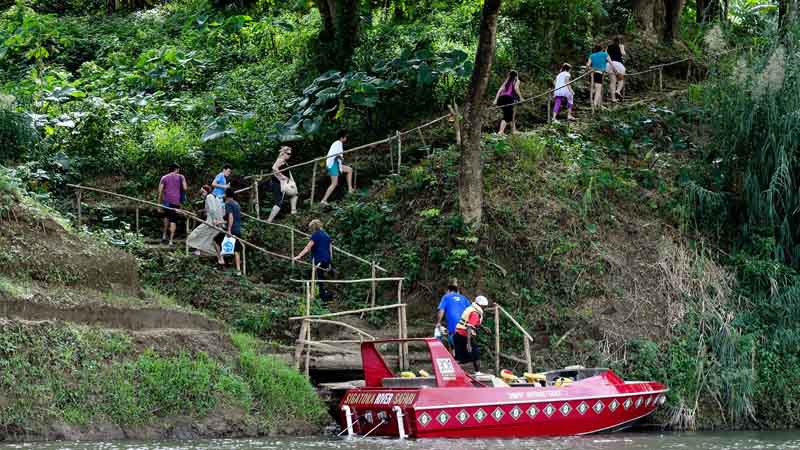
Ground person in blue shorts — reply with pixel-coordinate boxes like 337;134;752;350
435;280;470;348
320;130;354;205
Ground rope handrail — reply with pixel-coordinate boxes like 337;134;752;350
240;211;388;273
237;46;753;191
67;183;310;267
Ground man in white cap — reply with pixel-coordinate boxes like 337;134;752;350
453;295;489;373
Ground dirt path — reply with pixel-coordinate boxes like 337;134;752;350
0;298;223;332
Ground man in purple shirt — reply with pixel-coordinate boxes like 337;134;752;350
157;163;188;245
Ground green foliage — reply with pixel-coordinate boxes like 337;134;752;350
232;333;327;427
701;44;800;267
0;94;38;162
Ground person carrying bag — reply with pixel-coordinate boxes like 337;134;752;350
267;146;299;223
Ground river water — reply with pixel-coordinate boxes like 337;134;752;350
2;432;800;450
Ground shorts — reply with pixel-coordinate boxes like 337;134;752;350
498;95;515;122
327;163;340;177
453;332;480;364
270;176;285;208
162;203;179;224
214;232;243;253
592;72;604;84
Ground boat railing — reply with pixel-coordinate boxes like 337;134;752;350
289;275;408;377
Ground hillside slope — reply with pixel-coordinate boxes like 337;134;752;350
0;177;327;442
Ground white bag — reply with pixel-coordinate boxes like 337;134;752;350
220;236;237;256
282;172;298;197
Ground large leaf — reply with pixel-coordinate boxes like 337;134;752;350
202;124;236;143
302;116;322;134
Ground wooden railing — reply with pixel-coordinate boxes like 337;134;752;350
67;183;311;277
67;184;387;280
489;303;534;374
289;273;407;377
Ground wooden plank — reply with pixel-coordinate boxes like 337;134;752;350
135;207;140;234
289;303;405;321
290;277;405;284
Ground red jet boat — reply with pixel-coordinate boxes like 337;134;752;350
338;338;668;438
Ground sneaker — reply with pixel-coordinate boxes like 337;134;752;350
552;118;560;124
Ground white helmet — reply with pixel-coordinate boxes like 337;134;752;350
475;295;489;306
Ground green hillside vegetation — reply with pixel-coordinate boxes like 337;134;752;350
1;0;799;439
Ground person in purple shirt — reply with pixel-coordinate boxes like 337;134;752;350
434;281;470;348
157;163;188;245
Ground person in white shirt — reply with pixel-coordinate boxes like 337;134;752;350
552;63;577;122
320;129;354;205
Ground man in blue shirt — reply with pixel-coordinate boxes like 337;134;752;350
212;165;232;198
213;188;243;275
586;43;618;109
294;219;334;302
435;281;470;348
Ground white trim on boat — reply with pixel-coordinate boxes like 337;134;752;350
414;389;669;411
576;409;657;435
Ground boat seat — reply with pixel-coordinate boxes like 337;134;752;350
382;377;437;388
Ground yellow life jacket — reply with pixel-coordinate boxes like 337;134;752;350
455;304;483;333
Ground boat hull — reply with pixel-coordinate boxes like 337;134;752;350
339;381;667;438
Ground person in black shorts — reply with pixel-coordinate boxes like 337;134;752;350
267;146;297;223
493;70;524;135
214;188;244;275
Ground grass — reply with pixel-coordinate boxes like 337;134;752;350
0;320;324;436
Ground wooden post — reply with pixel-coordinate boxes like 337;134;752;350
309;265;316;307
242;244;247;276
494;305;501;375
687;59;692;81
397;302;404;371
305;320;311;378
388;135;394;174
659;66;663;92
417;127;428;157
135;207;140;234
370;262;377;308
589;75;595;115
401;303;408;371
524;337;533;374
253;179;260;219
547;97;552;123
453;103;462;145
185;218;190;255
310;162;317;208
396;130;402;174
397;280;406;370
294;319;309;370
290;228;295;270
75;191;82;228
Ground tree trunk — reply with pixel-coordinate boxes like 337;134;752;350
334;0;361;68
779;0;798;33
458;0;502;227
696;0;705;22
633;0;684;42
